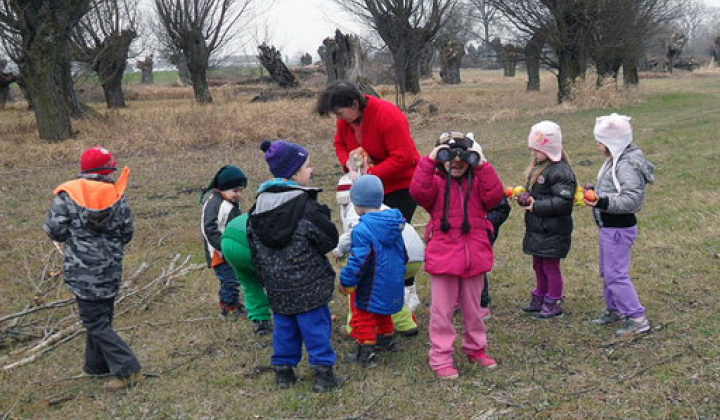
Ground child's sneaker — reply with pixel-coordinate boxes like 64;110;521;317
435;366;459;379
220;303;245;319
615;317;651;337
467;349;497;369
591;308;624;325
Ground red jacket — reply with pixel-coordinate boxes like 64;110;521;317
410;157;503;279
334;96;420;194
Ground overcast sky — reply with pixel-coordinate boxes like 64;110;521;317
269;0;720;61
269;0;361;62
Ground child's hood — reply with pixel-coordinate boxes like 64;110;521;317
623;145;656;184
359;208;405;245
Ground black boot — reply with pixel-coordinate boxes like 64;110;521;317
312;365;342;393
355;343;378;367
375;334;398;352
253;319;272;336
274;365;297;389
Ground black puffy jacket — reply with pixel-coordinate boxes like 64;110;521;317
522;160;576;259
248;181;338;315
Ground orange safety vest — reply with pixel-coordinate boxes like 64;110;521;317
53;167;131;209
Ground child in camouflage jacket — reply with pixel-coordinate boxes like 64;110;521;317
43;147;142;390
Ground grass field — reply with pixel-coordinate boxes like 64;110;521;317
1;68;719;419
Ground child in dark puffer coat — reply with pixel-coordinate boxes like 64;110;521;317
247;140;342;393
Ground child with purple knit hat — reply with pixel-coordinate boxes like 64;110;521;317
247;140;342;393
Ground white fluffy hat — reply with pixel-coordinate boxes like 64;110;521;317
528;121;563;162
594;113;633;191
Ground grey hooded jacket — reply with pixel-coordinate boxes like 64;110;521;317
593;144;655;227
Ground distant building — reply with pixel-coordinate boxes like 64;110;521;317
214;54;260;68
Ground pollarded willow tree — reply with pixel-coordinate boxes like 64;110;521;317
70;0;140;109
335;0;457;96
488;0;682;103
0;0;91;142
154;0;256;104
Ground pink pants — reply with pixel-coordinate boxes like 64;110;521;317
428;273;488;372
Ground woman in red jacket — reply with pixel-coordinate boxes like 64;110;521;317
316;82;423;325
316;82;420;223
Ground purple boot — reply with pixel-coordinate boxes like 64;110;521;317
521;293;544;313
533;298;564;319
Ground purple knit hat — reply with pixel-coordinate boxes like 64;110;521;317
260;140;309;179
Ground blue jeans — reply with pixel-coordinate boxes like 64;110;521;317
271;305;336;366
214;262;240;307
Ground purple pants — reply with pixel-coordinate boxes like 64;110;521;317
532;256;564;300
599;226;645;318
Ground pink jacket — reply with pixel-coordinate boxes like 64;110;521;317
410;157;503;279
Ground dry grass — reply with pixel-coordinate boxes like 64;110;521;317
1;68;719;419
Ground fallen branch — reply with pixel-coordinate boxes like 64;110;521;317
2;326;83;371
1;253;202;371
0;298;74;324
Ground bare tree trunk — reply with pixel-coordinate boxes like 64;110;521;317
95;30;136;108
623;56;639;86
0;60;15;109
419;45;434;79
391;46;422;95
319;30;365;84
524;33;543;91
257;44;297;88
22;49;76;141
439;39;464;84
137;55;154;84
188;60;212;103
556;48;582;103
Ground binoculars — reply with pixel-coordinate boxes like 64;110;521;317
436;132;480;166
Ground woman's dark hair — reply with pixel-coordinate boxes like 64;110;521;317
315;82;368;116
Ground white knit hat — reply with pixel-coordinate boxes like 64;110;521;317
528;121;563;162
594;113;633;192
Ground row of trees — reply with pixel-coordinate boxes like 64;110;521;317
1;0;718;142
0;0;257;142
333;0;715;102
